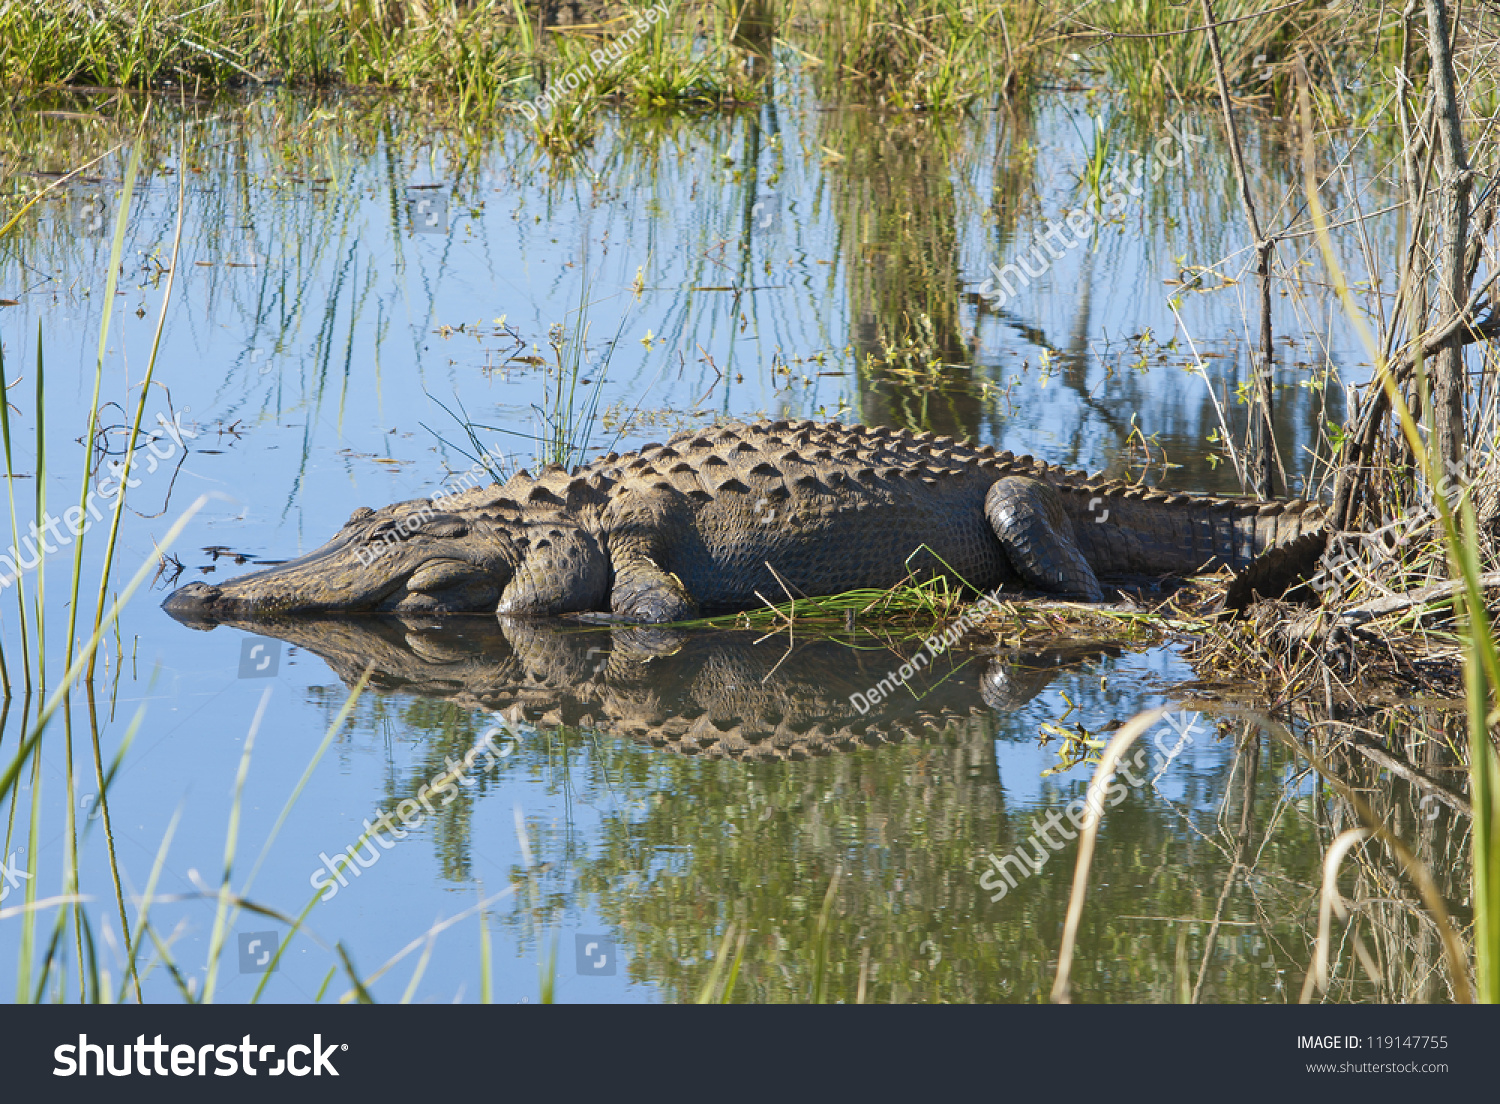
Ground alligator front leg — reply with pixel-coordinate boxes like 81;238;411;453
985;476;1104;601
496;524;611;616
607;534;699;623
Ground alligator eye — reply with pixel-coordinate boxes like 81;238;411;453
423;515;469;539
346;506;375;526
364;511;469;546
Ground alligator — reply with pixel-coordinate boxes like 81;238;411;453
162;418;1326;624
189;612;1115;761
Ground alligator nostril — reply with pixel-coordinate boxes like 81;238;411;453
175;581;222;601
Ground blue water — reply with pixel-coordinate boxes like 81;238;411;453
0;87;1413;1003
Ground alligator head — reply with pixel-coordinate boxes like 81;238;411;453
162;494;551;625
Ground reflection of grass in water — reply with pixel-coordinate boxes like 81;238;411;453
0;137;529;1007
536;705;1465;1003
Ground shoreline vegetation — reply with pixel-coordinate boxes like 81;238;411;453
1;1;1357;119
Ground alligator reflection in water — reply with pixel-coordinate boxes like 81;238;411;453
194;614;1463;1002
211;613;1113;761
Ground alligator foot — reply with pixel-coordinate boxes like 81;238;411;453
607;541;699;623
985;476;1104;601
610;576;699;623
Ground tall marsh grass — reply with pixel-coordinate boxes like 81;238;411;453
1;0;1377;120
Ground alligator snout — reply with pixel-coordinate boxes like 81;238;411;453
161;581;227;627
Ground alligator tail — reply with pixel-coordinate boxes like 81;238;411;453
1218;527;1331;614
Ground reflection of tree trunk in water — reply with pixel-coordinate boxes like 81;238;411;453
820;109;977;437
1056;249;1138;469
1060;251;1093;395
1190;726;1259;1003
999;247;1138;472
1412;710;1456;1002
712;1;777;415
732;0;776;76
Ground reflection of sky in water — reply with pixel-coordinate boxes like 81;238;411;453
0;89;1405;1003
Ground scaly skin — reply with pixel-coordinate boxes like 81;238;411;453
162;418;1326;624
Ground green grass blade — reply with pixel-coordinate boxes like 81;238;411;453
87;125;188;681
64;136;142;667
479;892;493;1005
200;684;272;1004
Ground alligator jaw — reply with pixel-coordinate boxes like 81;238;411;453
161;539;409;626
